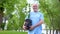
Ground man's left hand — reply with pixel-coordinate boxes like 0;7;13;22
29;26;35;30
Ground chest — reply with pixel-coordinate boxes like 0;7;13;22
30;13;40;19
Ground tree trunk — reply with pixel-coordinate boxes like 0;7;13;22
59;30;60;34
53;29;54;34
46;29;48;34
46;26;48;34
50;29;51;34
0;13;3;24
56;30;58;34
58;30;60;34
0;12;3;30
0;7;4;30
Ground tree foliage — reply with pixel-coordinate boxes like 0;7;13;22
39;0;60;30
0;0;27;30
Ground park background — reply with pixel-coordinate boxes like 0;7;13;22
0;0;60;34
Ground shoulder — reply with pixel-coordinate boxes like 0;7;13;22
30;11;34;13
30;11;34;14
38;12;44;15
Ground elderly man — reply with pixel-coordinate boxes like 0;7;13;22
23;4;44;34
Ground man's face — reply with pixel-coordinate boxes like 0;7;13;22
32;4;38;12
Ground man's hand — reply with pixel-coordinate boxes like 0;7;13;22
23;26;27;30
29;26;35;30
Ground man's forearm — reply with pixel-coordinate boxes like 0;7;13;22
34;20;44;28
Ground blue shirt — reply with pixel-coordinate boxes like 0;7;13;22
26;11;44;34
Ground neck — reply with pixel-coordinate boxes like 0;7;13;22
34;10;38;12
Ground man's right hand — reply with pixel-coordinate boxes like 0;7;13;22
23;26;27;30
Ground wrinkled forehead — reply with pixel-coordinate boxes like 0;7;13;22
32;4;38;8
32;4;38;7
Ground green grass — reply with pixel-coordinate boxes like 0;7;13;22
0;31;27;34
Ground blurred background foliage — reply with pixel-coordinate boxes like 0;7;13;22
38;0;60;33
0;0;60;33
0;0;26;30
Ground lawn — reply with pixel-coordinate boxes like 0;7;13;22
0;31;27;34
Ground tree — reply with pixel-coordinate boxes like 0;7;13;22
0;0;27;30
39;0;60;34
